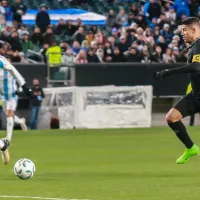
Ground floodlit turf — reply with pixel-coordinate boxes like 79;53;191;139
0;127;200;200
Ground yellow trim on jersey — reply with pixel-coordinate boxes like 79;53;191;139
192;54;200;62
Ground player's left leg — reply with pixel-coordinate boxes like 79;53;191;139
166;93;200;164
14;115;27;131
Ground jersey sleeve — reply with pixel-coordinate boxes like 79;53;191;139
3;61;25;86
192;41;200;63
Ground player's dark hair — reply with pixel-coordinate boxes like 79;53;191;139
182;17;200;27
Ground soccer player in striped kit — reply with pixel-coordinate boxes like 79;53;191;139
0;55;31;165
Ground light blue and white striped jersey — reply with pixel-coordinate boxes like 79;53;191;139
0;56;25;101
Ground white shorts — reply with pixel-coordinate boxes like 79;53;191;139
2;98;18;113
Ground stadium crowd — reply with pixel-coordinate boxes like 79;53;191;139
0;0;199;64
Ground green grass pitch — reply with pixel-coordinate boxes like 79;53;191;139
0;127;200;200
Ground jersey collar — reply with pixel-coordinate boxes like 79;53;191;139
190;37;200;48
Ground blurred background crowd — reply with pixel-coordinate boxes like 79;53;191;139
0;0;199;64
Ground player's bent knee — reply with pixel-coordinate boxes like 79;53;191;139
166;109;183;123
7;109;14;117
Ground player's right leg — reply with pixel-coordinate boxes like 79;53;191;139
166;93;200;164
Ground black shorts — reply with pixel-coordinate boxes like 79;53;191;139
173;92;200;118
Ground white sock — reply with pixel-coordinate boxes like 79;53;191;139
14;115;23;125
0;139;4;149
7;117;14;141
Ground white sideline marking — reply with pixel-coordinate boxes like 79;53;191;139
0;196;90;200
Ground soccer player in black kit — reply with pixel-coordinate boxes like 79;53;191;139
155;17;200;164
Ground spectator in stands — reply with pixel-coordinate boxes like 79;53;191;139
108;36;116;49
74;18;83;29
128;13;135;26
0;48;5;56
95;31;106;45
18;51;29;63
168;39;179;49
144;0;161;21
75;49;88;63
2;0;11;22
36;4;50;34
139;47;154;63
11;50;21;62
21;32;33;54
42;27;55;45
65;19;76;36
157;13;169;29
62;48;75;66
166;6;176;24
60;41;69;53
46;40;61;66
144;26;152;37
104;41;113;58
29;79;45;130
8;31;22;51
90;40;98;52
72;40;81;55
160;23;173;44
111;28;120;43
116;8;128;27
90;25;98;34
0;2;5;18
171;47;181;63
87;48;99;63
85;31;94;45
174;0;190;19
189;0;199;17
157;35;167;52
54;18;66;35
163;47;173;63
106;9;116;28
117;35;129;53
153;28;160;42
81;40;89;52
31;27;42;45
135;14;147;29
152;45;163;63
17;24;28;39
96;49;104;63
0;18;7;33
2;42;9;52
11;0;27;28
130;3;139;16
40;43;49;63
112;46;126;62
126;47;139;62
72;26;85;45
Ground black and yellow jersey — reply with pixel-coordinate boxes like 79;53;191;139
187;38;200;96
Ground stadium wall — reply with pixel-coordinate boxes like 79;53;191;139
14;63;189;97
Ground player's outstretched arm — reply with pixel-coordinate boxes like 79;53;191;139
3;61;31;96
154;62;200;80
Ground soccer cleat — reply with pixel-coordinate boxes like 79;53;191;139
176;144;199;164
20;118;28;132
1;139;10;165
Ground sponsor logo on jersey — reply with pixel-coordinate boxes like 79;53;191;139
192;54;200;62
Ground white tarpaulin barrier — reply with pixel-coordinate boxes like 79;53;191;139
40;85;153;129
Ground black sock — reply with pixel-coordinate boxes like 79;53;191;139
168;121;194;148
